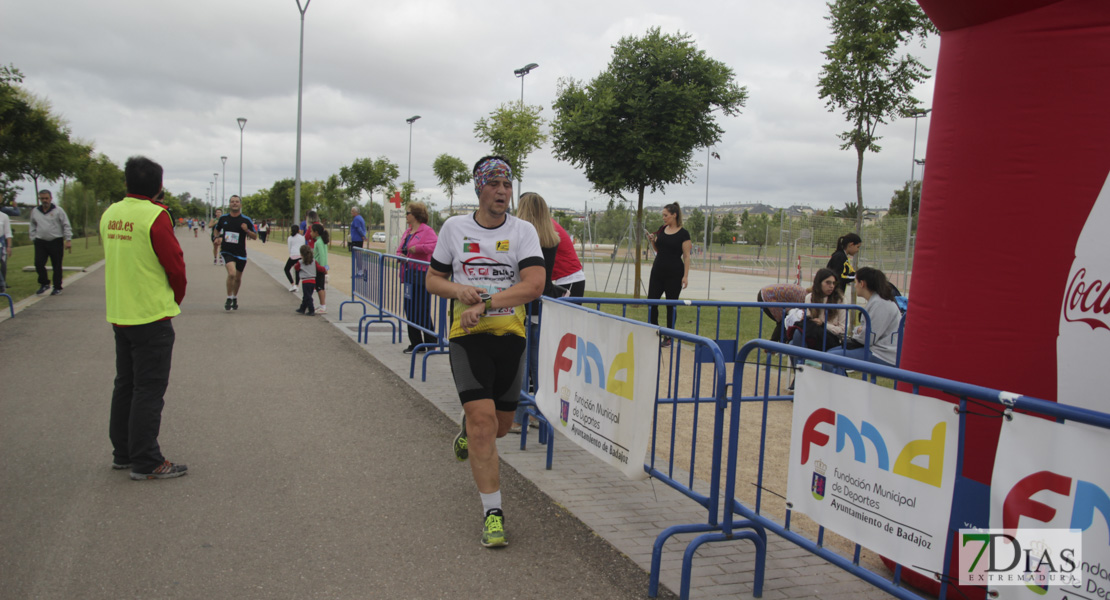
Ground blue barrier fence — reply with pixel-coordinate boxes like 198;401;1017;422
516;299;875;469
338;259;1110;599
339;248;448;380
515;299;1110;600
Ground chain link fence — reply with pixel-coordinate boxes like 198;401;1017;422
690;214;918;294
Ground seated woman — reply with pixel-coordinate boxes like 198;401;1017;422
757;282;807;342
789;268;846;354
822;266;902;375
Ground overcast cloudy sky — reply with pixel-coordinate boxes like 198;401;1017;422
4;0;939;214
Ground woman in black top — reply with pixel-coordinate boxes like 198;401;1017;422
647;202;692;346
827;232;862;292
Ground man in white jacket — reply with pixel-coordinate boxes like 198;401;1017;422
29;189;72;296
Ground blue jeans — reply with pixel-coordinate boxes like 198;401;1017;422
821;346;893;375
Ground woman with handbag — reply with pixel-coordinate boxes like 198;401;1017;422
397;202;438;354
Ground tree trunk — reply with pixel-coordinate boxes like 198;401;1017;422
633;185;645;299
851;145;865;311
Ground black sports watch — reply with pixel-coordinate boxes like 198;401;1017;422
479;292;493;314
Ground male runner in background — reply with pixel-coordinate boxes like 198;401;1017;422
213;196;257;310
210;208;223;265
426;156;544;548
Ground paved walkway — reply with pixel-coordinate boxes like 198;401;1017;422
1;232;901;600
243;238;901;600
0;232;673;600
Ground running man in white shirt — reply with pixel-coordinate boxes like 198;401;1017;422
426;156;544;548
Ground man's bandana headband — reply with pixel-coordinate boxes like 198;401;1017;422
474;159;513;197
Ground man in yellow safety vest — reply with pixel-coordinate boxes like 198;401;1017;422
100;156;189;481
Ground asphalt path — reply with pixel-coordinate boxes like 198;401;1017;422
0;230;676;600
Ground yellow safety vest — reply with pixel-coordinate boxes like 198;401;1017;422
101;198;180;325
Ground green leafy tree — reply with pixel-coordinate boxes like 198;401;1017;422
241;190;270;220
297;180;323;222
685;207;704;244
552;28;747;297
55;153;122;244
367;201;383;228
835;201;861;220
817;0;936;235
268;179;295;218
339;156;399;225
888;179;922;217
473;102;547;209
159;189;186;223
742;213;770;258
318;175;348;224
553;210;574;235
0;68;87;196
595;202;630;244
718;211;738;243
432;153;472;215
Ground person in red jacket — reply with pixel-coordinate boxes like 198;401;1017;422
550;219;585;297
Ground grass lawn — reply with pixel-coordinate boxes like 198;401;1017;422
3;237;105;303
576;290;899;390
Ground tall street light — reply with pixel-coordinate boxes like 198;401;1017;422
704;147;720;299
903;108;931;291
237;118;247;198
406;115;421;184
293;0;312;231
214;172;219;209
220;156;227;209
513;62;538;200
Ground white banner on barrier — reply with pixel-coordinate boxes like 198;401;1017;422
786;368;958;574
984;412;1110;599
535;299;659;480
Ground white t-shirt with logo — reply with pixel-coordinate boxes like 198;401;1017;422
430;213;544;339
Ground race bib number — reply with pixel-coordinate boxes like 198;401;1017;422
224;231;240;244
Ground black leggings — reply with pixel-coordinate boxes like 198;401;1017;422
283;258;300;285
647;264;683;329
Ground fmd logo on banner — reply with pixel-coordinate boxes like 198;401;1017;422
988;411;1110;599
958;528;1082;589
786;368;959;575
535;299;660;480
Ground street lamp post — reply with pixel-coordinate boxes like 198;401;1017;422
406;115;421;185
213;173;219;210
220;156;227;212
513;62;538;199
903;108;931;291
293;0;312;232
704;147;719;299
237;118;247;198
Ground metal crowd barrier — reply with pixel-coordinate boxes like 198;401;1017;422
641;339;1110;600
517;299;874;467
339;248;448;380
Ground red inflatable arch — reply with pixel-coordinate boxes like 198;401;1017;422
893;0;1110;595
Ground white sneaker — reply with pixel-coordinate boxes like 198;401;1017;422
290;285;297;292
317;305;327;315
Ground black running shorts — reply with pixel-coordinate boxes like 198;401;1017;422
220;252;248;272
448;333;526;411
